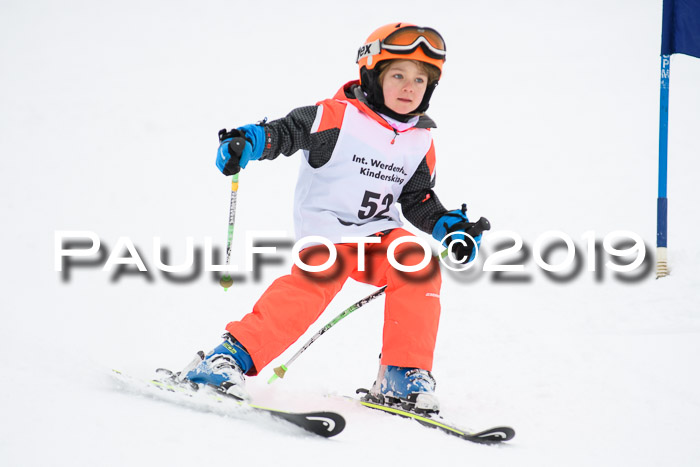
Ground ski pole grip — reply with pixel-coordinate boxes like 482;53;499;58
467;217;491;238
228;137;246;159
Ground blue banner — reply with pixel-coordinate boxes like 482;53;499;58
662;0;700;58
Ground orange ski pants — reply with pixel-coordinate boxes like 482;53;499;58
225;228;442;375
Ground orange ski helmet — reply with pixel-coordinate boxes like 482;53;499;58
356;22;446;78
356;23;446;117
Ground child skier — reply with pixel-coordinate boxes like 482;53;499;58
183;23;481;413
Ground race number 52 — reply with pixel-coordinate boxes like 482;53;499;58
358;190;393;220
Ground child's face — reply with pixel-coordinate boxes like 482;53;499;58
380;60;429;115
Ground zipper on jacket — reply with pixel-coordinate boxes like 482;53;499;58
391;129;398;145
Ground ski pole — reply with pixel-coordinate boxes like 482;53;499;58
268;285;388;383
218;135;246;291
268;216;490;382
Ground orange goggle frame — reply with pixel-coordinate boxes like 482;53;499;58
356;26;446;64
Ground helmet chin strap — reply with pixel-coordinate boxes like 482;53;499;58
360;67;438;121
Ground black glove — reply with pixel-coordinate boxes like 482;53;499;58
445;220;484;262
216;129;247;176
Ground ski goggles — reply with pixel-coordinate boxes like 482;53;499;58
356;26;447;63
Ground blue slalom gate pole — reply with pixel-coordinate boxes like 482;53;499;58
656;54;670;277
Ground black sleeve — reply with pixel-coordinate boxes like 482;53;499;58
258;106;339;169
398;157;448;235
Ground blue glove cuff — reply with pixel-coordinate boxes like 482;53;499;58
432;209;468;244
238;124;266;163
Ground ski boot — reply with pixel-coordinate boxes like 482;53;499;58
181;333;253;401
362;364;439;414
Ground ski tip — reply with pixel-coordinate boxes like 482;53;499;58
469;426;516;443
304;412;346;438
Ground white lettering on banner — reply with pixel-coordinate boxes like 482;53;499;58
153;237;194;273
245;230;287;272
204;236;238;273
387;236;432;273
54;230;650;282
54;231;100;271
103;237;147;271
293;236;338;272
340;236;382;271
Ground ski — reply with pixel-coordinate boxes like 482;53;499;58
352;388;515;444
111;369;345;438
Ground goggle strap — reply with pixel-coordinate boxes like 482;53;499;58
356;39;382;64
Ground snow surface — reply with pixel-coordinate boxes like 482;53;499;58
2;0;700;466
